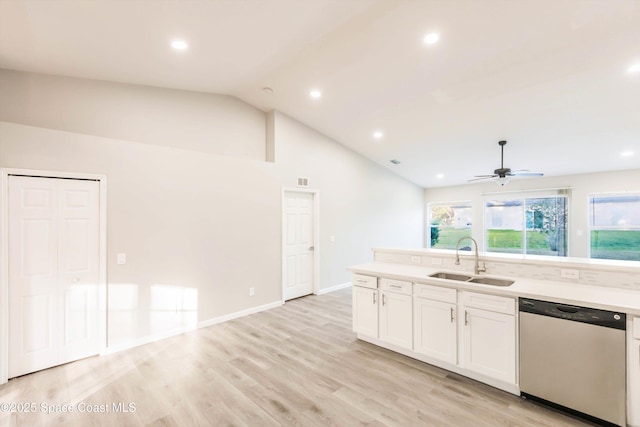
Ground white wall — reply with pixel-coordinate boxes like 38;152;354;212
424;169;640;258
0;69;266;160
0;70;424;350
271;112;424;287
0;122;283;347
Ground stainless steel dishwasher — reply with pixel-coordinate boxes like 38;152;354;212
519;298;626;426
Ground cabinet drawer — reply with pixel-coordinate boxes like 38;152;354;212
461;291;515;315
634;317;640;340
414;283;457;304
380;278;412;295
352;274;378;289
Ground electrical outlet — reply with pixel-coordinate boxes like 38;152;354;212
249;287;255;296
431;258;442;265
411;256;422;264
560;269;580;280
116;253;126;265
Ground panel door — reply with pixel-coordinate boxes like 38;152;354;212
379;291;412;349
283;192;314;301
460;307;516;384
8;176;59;378
352;286;378;337
57;179;100;362
413;297;457;364
8;176;100;378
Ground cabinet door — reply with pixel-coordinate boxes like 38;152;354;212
460;307;516;384
413;297;456;364
379;291;412;349
629;317;640;427
352;286;378;337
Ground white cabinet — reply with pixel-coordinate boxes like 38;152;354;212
379;279;413;349
629;316;640;427
413;284;457;364
352;274;518;393
459;291;516;384
352;274;379;337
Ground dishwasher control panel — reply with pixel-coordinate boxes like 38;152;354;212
519;298;626;330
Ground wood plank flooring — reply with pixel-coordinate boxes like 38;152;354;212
0;288;593;426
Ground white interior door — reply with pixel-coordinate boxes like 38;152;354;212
283;191;315;301
8;176;99;378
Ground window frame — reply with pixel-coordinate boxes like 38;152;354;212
482;192;569;257
588;192;640;261
427;200;473;251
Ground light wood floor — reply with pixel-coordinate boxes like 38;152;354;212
1;288;592;427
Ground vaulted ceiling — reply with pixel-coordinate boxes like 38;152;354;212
1;0;639;187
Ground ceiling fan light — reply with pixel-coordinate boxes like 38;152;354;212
495;176;512;186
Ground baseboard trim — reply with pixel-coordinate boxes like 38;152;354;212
104;300;284;355
103;324;197;355
316;282;351;295
198;300;283;329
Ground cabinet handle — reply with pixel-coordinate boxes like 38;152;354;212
372;292;376;304
450;307;455;323
464;310;469;326
389;284;402;289
382;294;386;306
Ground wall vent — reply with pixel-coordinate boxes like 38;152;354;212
297;177;309;187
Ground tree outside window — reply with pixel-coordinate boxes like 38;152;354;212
428;202;472;250
485;196;567;256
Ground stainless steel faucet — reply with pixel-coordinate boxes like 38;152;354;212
455;236;486;275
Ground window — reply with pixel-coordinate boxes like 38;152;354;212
589;195;640;261
484;196;567;256
428;201;472;250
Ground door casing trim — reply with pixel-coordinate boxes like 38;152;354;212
0;168;108;385
281;188;319;303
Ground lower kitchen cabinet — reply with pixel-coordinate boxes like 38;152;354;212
460;306;516;384
459;291;516;384
352;274;379;337
379;279;413;349
413;284;457;364
352;275;517;392
629;316;640;427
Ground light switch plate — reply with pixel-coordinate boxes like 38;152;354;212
116;253;126;265
410;256;421;264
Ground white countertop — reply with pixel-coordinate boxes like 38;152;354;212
349;262;640;316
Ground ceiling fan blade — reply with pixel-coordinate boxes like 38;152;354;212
467;175;497;182
511;171;544;177
467;141;544;185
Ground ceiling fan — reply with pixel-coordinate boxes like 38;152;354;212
468;140;543;186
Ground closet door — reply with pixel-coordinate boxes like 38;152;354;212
8;176;99;378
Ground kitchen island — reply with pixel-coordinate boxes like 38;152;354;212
350;247;640;427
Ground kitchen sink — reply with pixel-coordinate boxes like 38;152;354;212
429;272;514;287
429;272;472;281
467;277;514;287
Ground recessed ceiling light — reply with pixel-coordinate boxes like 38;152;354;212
309;89;322;99
423;33;440;45
621;150;634;157
262;87;274;95
373;131;384;139
171;40;189;50
628;63;640;73
436;173;444;179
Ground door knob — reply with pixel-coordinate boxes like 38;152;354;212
309;246;315;251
